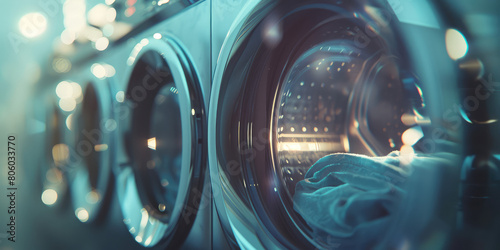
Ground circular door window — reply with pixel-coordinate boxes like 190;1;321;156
210;1;462;249
70;79;116;223
116;35;206;248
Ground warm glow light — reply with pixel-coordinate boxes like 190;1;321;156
86;191;100;204
52;57;72;74
446;29;468;60
52;143;70;164
95;37;109;51
71;82;82;99
401;113;417;126
87;4;116;26
56;81;73;99
41;189;58;206
76;208;90;222
59;98;77;112
401;126;424;146
87;4;106;26
91;63;106;79
56;81;81;109
106;8;117;23
46;168;63;184
148;137;157;150
61;29;76;45
63;0;86;33
19;12;47;38
66;113;74;130
158;0;170;6
94;144;109;152
158;203;166;212
82;26;103;42
400;145;415;166
104;64;116;77
342;135;350;152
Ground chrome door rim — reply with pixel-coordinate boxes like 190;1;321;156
115;34;206;248
209;0;461;249
70;78;115;224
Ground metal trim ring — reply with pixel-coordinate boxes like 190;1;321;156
115;34;206;248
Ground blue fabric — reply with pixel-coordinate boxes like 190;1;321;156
293;151;458;249
293;152;410;249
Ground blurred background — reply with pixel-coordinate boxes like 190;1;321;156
0;0;499;249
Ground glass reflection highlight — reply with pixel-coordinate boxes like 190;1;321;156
147;137;157;150
18;12;47;38
75;207;90;222
41;189;58;206
445;29;469;60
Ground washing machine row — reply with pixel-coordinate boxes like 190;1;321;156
26;0;498;249
30;0;214;249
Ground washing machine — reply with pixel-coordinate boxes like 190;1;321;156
17;0;219;249
31;67;118;224
8;0;499;249
27;67;112;215
107;0;217;248
21;61;139;249
210;0;473;249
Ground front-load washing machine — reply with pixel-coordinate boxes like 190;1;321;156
23;63;136;249
68;74;117;224
18;0;218;249
210;0;467;249
29;68;116;218
108;0;216;248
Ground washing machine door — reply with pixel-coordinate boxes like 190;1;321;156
38;97;71;208
115;35;206;248
69;77;116;224
210;0;464;249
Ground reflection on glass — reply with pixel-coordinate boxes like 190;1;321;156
18;12;47;38
52;143;70;165
445;28;469;60
275;37;426;195
75;207;90;222
147;137;157;150
145;82;183;217
95;37;109;51
41;106;67;207
41;189;58;206
271;16;436;249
